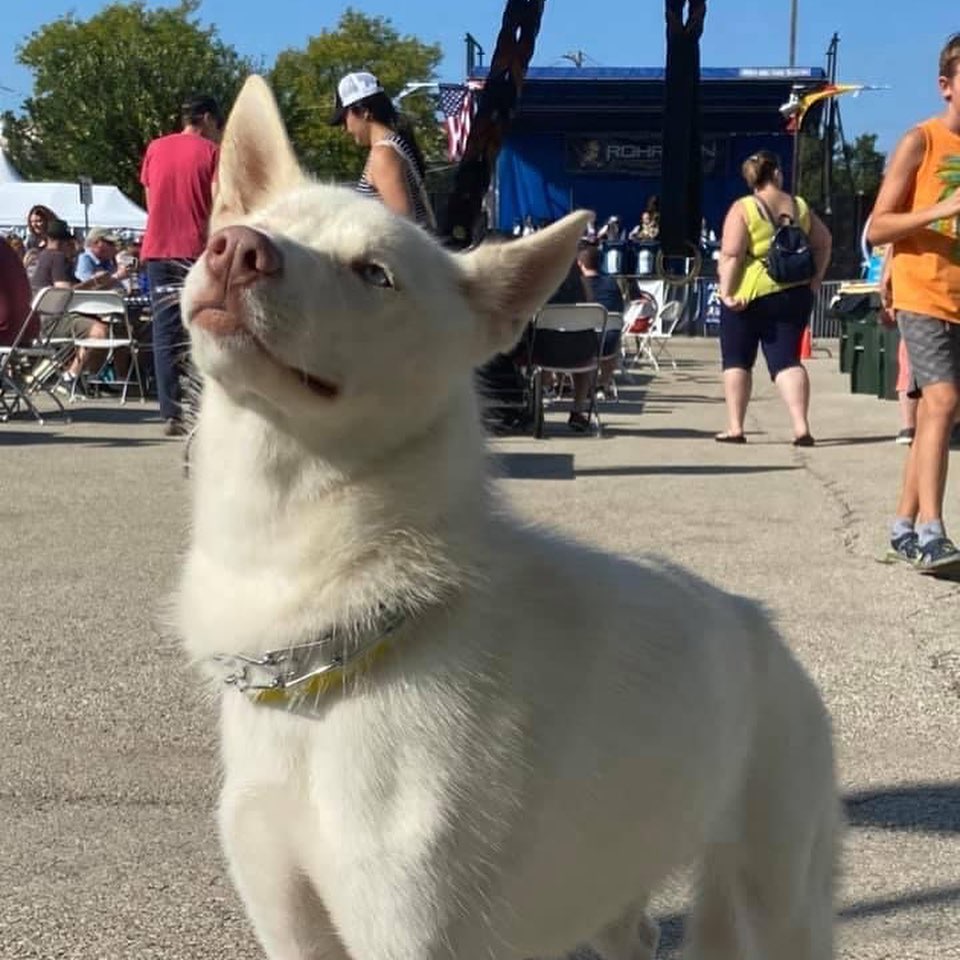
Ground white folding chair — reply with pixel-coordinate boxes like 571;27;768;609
0;286;75;424
530;303;609;437
637;300;684;372
621;297;658;370
68;290;146;403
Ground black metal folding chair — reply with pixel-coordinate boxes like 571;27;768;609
0;286;75;425
529;303;609;437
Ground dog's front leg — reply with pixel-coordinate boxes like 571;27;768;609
219;787;351;960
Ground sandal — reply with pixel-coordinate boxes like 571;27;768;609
715;433;746;444
792;434;815;447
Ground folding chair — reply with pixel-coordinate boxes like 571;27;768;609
637;300;684;372
598;311;622;400
529;303;609;437
621;297;658;371
0;286;74;425
68;290;146;403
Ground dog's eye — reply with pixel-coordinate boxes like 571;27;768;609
352;261;394;289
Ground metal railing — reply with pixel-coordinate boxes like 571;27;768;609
634;277;859;339
810;280;846;340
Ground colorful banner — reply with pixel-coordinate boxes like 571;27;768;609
781;83;884;132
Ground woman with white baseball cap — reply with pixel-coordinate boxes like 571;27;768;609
330;70;436;231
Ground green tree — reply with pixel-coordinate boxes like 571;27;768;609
795;127;887;276
796;130;886;208
269;9;443;181
796;129;825;209
2;1;252;203
839;133;886;196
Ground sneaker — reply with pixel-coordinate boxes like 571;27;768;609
916;537;960;576
163;417;187;437
53;372;76;397
887;531;921;565
567;411;591;433
895;428;915;446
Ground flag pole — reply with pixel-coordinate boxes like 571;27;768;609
789;0;798;67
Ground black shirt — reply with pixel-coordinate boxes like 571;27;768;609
581;272;624;314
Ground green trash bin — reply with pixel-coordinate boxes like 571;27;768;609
848;316;900;399
830;291;882;375
880;322;901;401
850;318;883;396
839;317;862;375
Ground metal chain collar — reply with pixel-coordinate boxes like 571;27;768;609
207;606;407;698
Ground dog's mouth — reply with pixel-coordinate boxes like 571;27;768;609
190;305;339;400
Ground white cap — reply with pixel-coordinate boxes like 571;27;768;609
331;71;384;122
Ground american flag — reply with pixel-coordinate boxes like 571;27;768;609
438;83;476;162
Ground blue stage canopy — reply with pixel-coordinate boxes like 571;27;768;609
478;66;827;235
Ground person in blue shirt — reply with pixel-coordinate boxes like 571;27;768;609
75;227;130;290
73;226;142;387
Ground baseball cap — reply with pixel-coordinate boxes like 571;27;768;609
329;71;384;125
86;226;120;245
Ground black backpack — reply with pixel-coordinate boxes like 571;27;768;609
755;197;815;285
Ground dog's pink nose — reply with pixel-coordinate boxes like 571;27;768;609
205;226;282;289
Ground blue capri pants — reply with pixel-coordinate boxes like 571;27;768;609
719;285;813;380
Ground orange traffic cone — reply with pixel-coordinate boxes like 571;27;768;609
799;325;813;360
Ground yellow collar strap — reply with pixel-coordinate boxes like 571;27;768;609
209;607;405;707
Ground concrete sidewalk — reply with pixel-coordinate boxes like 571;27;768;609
1;340;957;959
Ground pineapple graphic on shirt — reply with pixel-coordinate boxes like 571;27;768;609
934;154;960;261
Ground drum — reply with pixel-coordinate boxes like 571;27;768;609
636;246;655;276
602;242;624;275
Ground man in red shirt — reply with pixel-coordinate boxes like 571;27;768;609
140;95;221;435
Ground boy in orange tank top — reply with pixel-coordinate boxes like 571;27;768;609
869;33;960;576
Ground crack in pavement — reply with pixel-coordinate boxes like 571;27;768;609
794;452;862;556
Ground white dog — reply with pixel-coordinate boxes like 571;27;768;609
178;76;840;960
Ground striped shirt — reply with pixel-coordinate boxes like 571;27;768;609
356;134;435;231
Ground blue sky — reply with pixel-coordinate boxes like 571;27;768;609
0;0;955;153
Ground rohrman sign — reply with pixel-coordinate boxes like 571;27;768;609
566;134;726;176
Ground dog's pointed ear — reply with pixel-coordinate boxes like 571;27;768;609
459;211;594;359
212;75;305;228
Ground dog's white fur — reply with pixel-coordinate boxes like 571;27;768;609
178;76;839;960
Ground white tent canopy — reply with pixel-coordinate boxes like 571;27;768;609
0;180;147;232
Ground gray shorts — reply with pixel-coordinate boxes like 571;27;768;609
897;311;960;393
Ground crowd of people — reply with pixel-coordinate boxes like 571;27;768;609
1;210;144;383
0;93;223;432
4;76;427;435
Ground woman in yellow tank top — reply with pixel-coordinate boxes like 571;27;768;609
715;151;832;445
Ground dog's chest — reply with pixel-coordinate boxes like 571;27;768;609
219;664;527;860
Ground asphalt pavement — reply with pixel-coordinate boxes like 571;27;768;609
1;338;957;959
